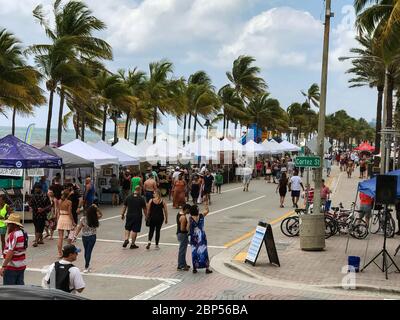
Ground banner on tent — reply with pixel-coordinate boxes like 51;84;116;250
0;168;23;177
27;168;45;177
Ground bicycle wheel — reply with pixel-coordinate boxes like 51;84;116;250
350;219;369;239
337;214;349;235
385;216;395;238
324;216;337;237
370;213;380;234
280;217;299;237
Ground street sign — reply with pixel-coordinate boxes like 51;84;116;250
295;156;321;168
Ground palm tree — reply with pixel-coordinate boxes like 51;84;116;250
226;55;267;137
246;93;288;136
118;68;147;140
301;83;320;109
30;0;112;146
0;29;45;135
93;70;133;143
218;85;246;138
339;33;387;153
355;0;400;133
145;60;174;144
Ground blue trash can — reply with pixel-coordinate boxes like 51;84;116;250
348;256;360;272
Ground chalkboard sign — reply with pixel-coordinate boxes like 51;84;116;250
245;221;280;267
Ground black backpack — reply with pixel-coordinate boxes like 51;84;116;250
53;262;74;293
22;231;28;249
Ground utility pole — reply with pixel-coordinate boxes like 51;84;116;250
300;0;332;251
380;68;389;174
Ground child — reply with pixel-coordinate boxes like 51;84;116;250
215;171;223;194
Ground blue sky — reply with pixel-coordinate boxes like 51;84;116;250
0;0;376;133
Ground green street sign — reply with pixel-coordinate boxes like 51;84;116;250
295;156;321;168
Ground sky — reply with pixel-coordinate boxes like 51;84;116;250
0;0;377;132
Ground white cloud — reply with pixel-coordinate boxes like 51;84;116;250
217;7;323;69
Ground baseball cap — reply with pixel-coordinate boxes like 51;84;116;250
62;244;81;257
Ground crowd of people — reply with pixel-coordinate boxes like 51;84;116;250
0;148;383;295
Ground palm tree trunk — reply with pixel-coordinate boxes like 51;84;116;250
11;106;16;136
45;89;55;146
387;75;394;128
223;113;226;138
226;119;230;137
182;114;187;146
102;105;107;141
187;113;192;143
375;86;383;154
192;112;198;142
134;121;139;145
81;109;85;142
113;115;118;145
153;107;157;144
145;124;149;140
57;90;65;147
75;112;80;139
234;122;238;139
125;112;130;139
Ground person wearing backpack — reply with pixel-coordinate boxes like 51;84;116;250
42;244;85;294
0;213;27;285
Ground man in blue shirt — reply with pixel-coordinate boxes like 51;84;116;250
39;176;48;194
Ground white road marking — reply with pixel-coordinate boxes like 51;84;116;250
136;195;266;239
130;280;180;300
26;268;181;283
332;171;343;197
26;235;227;249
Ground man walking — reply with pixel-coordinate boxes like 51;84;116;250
121;186;147;249
122;170;132;202
288;170;304;208
29;183;51;247
84;177;95;208
43;244;85;294
203;171;214;204
177;204;191;271
0;213;26;285
143;174;158;203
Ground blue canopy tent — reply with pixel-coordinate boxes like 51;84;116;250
0;135;63;222
358;169;400;198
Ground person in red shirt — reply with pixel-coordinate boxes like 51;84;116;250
0;213;26;285
359;192;373;226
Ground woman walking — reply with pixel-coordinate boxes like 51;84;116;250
189;202;212;274
265;160;272;183
173;174;187;209
276;172;289;208
190;174;201;204
56;190;75;258
74;204;103;273
146;191;168;250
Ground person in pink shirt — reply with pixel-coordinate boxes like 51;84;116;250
321;179;331;211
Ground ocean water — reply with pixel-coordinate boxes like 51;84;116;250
0;126;147;146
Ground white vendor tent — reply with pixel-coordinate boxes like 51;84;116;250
220;138;243;152
185;137;219;159
113;139;142;160
59;139;119;168
145;134;188;164
243;140;268;154
136;139;152;156
262;139;285;154
89;140;139;166
279;140;301;152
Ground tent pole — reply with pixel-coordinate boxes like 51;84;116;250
22;169;25;224
345;186;359;254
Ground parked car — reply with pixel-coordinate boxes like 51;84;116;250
0;285;88;300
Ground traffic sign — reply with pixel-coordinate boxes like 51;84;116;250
295;156;321;168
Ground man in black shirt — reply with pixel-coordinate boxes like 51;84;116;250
121;186;147;249
203;170;214;205
49;177;63;201
29;183;51;247
66;183;82;225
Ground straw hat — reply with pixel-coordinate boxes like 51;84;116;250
4;213;23;228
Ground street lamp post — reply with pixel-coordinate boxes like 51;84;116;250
204;119;211;139
300;0;332;251
289;127;297;144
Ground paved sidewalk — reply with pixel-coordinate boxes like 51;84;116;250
226;165;400;298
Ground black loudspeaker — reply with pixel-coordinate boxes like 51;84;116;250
376;175;397;204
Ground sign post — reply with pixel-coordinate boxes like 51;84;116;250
294;156;321;168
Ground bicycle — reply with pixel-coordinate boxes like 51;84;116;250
370;206;395;238
280;208;334;239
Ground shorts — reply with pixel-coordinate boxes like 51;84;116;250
145;191;154;203
291;190;300;198
203;188;212;195
33;216;46;234
125;218;142;233
0;227;6;235
110;188;120;194
359;204;372;219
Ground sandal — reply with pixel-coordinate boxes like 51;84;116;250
32;242;38;247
